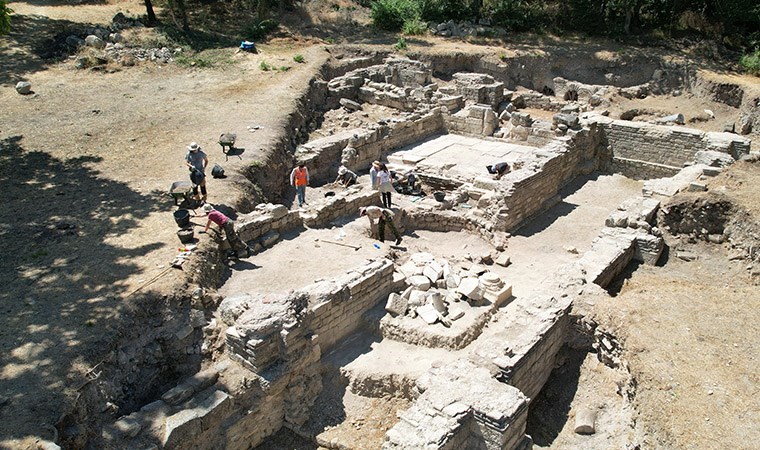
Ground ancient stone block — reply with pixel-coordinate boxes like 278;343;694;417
408;275;432;291
574;408;596;434
456;277;482;301
386;292;408;316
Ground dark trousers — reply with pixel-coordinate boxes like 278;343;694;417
378;213;401;243
381;192;392;208
223;221;247;252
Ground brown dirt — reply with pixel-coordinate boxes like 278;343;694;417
1;1;758;449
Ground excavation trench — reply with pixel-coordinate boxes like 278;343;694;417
87;50;755;450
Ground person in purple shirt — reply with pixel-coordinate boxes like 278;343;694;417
201;204;250;257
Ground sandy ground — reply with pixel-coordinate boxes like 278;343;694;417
1;0;759;448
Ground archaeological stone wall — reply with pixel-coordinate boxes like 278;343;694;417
498;131;603;231
587;116;751;179
307;258;396;349
295;110;445;184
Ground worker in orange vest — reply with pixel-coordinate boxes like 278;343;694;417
290;162;310;207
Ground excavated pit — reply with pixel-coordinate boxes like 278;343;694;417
92;51;756;450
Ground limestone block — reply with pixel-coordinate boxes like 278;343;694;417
494;254;511;267
260;230;280;247
408;289;427;308
428;291;446;313
457;277;482;301
416;304;439;324
162;384;195;406
386;292;408;316
400;285;414;300
163;409;200;448
605;211;628;228
113;415;142;438
423;262;444;282
269;204;289;219
408;275;431;291
574;408;596;434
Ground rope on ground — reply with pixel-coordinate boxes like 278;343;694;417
125;265;175;299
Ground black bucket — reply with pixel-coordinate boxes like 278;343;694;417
174;209;190;228
433;191;446;202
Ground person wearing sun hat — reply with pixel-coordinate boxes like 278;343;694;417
359;206;402;246
201;203;250;257
334;165;357;188
185;142;209;202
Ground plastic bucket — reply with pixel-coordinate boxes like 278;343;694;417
174;209;190;228
177;228;194;244
433;191;446;202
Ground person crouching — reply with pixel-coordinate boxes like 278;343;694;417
201;204;250;257
359;206;402;245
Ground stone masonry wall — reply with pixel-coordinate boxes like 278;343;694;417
607;156;680;180
295;110;445;184
306;258;395;350
589;117;751;170
499;130;602;231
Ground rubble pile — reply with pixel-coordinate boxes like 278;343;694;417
385;252;512;327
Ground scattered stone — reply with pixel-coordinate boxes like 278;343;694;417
687;182;707;192
339;98;362;111
564;246;579;254
574;408;596;434
723;122;735;133
408;275;432;291
676;251;698;261
738;115;752;135
553;113;579;129
416;304;439;324
15;81;32;95
457;277;482;301
85;35;106;49
386;292;408;316
494;254;511;267
656;113;685;125
619;109;638;120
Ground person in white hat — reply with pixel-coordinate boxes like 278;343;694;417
185;142;209;202
334;165;357;188
201;204;250;257
359;206;402;245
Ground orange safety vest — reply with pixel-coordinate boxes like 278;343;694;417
294;167;308;186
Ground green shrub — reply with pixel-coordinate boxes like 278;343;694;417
484;0;549;32
403;17;428;35
293;54;305;63
394;36;408;50
371;0;421;31
279;65;291;72
260;61;271;71
420;0;476;23
740;49;760;75
0;1;12;35
245;19;278;40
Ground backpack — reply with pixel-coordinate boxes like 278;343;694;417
211;163;225;178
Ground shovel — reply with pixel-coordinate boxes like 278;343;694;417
316;238;360;251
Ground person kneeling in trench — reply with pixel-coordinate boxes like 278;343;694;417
201;204;250;257
486;162;511;180
360;206;402;246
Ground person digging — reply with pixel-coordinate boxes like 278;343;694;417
200;204;250;258
185;142;209;202
486;162;511;180
359;206;402;246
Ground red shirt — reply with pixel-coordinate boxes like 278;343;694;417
207;210;229;226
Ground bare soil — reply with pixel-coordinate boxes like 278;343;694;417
1;1;758;449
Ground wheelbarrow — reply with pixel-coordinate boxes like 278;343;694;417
168;181;193;206
219;133;236;154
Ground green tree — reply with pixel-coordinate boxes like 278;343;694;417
0;0;12;35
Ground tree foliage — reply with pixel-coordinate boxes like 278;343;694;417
368;0;760;48
1;0;12;36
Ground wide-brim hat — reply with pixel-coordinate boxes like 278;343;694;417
338;166;347;175
203;204;214;213
188;142;201;151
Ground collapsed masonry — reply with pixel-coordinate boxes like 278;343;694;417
100;56;754;450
